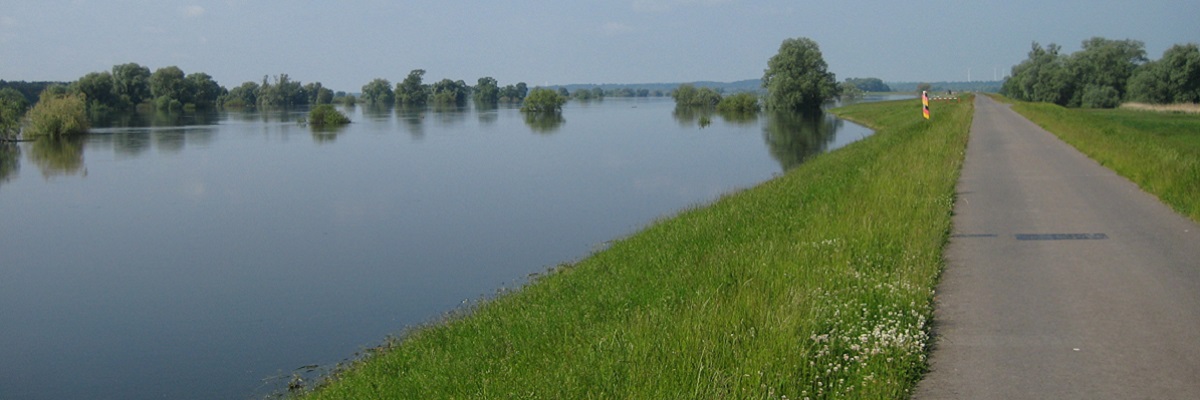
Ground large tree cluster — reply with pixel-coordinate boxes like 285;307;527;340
1002;37;1199;108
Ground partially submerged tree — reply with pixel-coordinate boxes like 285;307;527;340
762;37;839;111
0;88;29;139
361;78;395;105
24;88;89;139
521;88;566;113
307;104;350;127
396;69;430;106
672;84;722;107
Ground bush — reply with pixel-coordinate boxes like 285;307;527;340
672;84;722;107
716;92;760;113
308;104;350;126
521;88;566;113
24;91;89;139
1081;85;1121;108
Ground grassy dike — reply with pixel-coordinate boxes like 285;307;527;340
299;97;973;399
1003;97;1200;222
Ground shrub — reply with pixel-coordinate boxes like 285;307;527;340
716;92;760;113
308;104;350;126
24;91;89;139
672;84;722;107
521;88;566;113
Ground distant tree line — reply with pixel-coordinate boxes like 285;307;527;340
843;78;891;93
1002;37;1200;108
360;69;529;108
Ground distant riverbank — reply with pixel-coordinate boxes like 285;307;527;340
295;96;974;399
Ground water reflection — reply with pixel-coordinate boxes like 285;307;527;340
431;104;469;127
763;110;842;170
311;125;348;144
0;97;880;399
523;112;565;134
672;105;714;128
29;137;86;178
672;106;759;128
397;106;427;139
0;142;19;188
361;104;394;121
92;109;220;128
476;103;499;126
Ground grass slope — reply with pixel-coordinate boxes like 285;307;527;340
299;97;973;399
1006;99;1200;222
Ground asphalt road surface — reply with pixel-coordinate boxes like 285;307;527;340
913;96;1200;399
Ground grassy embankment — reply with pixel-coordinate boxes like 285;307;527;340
299;96;973;399
1002;97;1200;222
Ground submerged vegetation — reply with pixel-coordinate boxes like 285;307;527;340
295;96;973;399
24;89;89;139
307;104;351;127
520;88;566;113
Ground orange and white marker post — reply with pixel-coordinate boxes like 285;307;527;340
922;90;930;120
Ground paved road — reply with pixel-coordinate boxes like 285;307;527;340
914;96;1200;399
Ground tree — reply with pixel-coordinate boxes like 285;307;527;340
396;69;429;106
186;72;223;109
474;77;500;104
361;78;395;105
500;82;528;103
303;82;330;105
24;89;89;139
1001;42;1074;105
0;88;27;138
430;79;469;106
716;92;760;113
71;72;117;112
111;62;152;109
762;37;840;111
839;81;865;99
672;84;722;107
257;73;305;107
307;104;350;126
1128;43;1200;104
150;66;188;110
844;77;891;92
220;81;259;108
521;88;566;113
1065;37;1146;106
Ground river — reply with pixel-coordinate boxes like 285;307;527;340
0;96;886;399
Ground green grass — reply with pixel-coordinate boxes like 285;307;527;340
1005;98;1200;222
298;96;973;399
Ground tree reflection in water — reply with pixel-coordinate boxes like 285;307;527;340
29;137;86;178
523;112;565;134
0;142;19;188
763;110;842;170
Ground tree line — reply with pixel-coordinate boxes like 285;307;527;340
359;69;529;108
1001;37;1200;108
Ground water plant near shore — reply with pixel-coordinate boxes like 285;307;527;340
297;96;973;399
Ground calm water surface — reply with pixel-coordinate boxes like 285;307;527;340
0;97;876;399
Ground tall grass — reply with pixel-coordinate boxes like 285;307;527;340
298;96;973;399
1009;100;1200;222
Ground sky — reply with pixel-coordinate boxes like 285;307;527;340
1;0;1197;92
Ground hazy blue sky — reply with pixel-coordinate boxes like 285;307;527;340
1;0;1197;92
